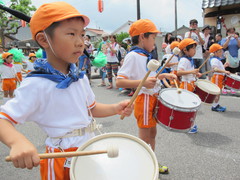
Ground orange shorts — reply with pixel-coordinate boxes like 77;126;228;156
2;78;16;91
16;72;22;82
211;74;224;89
179;81;196;92
134;93;158;128
170;70;180;86
40;146;78;180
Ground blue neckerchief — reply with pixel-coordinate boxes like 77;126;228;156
130;46;152;70
209;56;222;62
26;58;85;89
182;55;194;67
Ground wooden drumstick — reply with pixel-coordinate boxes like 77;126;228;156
173;79;181;94
201;67;218;76
5;146;119;162
198;53;214;71
155;47;181;78
120;60;160;120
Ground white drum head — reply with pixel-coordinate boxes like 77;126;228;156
195;80;220;95
229;74;240;81
159;88;201;109
70;133;159;180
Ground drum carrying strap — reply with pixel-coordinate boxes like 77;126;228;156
51;119;102;139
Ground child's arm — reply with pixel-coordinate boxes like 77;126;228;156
167;62;178;67
91;100;133;118
116;77;157;89
0;119;40;169
158;73;177;81
177;69;199;76
215;69;230;75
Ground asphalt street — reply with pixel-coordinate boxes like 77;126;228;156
0;77;240;180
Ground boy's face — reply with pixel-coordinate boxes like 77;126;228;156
48;18;85;64
142;33;157;52
183;45;196;57
214;49;223;57
31;57;37;61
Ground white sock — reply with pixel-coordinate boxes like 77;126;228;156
212;103;219;108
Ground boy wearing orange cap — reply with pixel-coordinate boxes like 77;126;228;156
177;38;202;133
117;19;177;174
26;53;37;72
162;41;180;87
0;52;16;103
0;2;133;179
209;43;230;112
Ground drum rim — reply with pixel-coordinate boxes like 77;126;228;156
195;79;220;95
227;74;240;80
158;88;201;112
70;132;159;180
157;121;191;132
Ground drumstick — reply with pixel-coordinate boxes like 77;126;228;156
5;146;119;162
120;60;160;120
198;53;214;70
0;4;31;22
173;79;181;94
201;67;218;76
155;47;180;78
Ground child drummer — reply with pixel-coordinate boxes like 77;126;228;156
116;19;177;174
177;38;202;133
0;2;133;179
209;43;230;112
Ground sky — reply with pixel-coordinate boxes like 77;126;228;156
5;0;204;33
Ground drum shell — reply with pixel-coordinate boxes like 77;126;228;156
225;75;240;90
194;86;217;104
156;100;197;132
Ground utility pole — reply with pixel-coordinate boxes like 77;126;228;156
174;0;178;35
137;0;141;20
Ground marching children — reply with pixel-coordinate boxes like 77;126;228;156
0;2;133;180
26;53;37;72
0;53;16;103
177;38;202;133
209;43;230;112
116;19;177;174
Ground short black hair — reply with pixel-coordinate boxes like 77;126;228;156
189;19;198;25
131;32;154;46
181;43;196;56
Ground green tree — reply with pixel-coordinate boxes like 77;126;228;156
116;32;130;49
0;0;36;48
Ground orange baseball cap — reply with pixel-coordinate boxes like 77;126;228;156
178;38;197;50
29;53;36;57
30;2;90;40
129;19;160;37
170;41;180;50
209;43;223;53
2;52;12;59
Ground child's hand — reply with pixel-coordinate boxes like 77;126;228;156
143;77;157;89
164;73;177;80
225;71;230;75
192;69;199;75
224;62;229;67
196;73;202;78
9;140;40;169
116;100;134;117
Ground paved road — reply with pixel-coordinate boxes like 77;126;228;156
0;78;240;180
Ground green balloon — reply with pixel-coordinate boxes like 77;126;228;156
0;0;5;5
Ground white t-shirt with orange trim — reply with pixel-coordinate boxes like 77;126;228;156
0;64;16;79
117;51;161;95
13;64;23;73
0;75;96;149
177;57;196;82
26;60;34;71
210;57;225;75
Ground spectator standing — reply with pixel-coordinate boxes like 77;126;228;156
184;19;206;78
